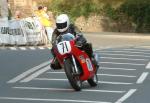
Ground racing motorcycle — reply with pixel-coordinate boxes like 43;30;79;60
52;33;99;91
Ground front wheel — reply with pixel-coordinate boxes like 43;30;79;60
87;73;98;87
64;58;82;91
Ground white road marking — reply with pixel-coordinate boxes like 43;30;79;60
7;61;49;83
9;47;17;50
115;89;137;103
38;47;45;50
98;74;136;78
13;86;125;93
98;81;133;85
99;62;145;66
100;53;150;58
29;47;36;50
146;62;150;69
0;97;111;103
20;47;26;50
47;71;65;74
33;78;133;85
122;48;150;52
100;57;148;61
46;72;136;78
34;78;67;81
136;72;149;84
101;67;136;71
20;65;50;83
101;50;150;55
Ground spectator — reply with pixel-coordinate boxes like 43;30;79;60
14;10;22;20
47;11;56;28
35;6;53;44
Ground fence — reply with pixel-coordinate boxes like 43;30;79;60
0;17;48;46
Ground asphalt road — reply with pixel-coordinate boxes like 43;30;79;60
84;32;150;49
0;44;150;103
0;32;150;103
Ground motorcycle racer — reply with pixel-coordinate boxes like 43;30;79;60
50;14;99;70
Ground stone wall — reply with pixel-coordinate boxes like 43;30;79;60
75;16;103;32
75;15;135;33
8;0;35;18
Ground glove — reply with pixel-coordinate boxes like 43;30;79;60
75;34;87;47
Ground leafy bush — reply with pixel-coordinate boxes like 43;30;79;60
43;0;102;21
119;0;150;32
39;0;150;33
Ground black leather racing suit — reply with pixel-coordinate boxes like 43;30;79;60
50;24;95;70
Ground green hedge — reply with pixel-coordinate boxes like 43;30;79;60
40;0;150;33
120;0;150;32
42;0;103;21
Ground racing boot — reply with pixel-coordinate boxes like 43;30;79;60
91;54;99;69
50;58;62;70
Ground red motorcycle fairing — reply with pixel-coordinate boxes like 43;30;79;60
54;40;96;81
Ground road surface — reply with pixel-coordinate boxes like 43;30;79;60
0;33;150;103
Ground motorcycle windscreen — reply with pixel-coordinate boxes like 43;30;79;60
61;33;75;41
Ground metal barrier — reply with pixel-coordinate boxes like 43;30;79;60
20;17;47;45
32;17;48;45
0;17;48;46
9;20;27;45
0;18;10;45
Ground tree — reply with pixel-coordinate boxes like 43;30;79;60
120;0;150;32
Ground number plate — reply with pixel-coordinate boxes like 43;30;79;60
86;58;93;71
57;41;71;55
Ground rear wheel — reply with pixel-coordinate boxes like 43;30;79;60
64;58;82;91
88;53;99;87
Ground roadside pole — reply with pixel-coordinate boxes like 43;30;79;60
0;0;8;19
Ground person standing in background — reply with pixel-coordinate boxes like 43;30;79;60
47;11;56;29
35;6;53;44
14;10;22;20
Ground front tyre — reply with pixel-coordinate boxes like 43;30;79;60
64;58;82;91
87;73;98;87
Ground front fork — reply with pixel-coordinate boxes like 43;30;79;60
71;55;80;75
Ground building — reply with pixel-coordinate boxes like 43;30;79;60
1;0;51;18
8;0;38;18
0;0;8;18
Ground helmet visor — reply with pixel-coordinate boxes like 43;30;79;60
56;22;67;29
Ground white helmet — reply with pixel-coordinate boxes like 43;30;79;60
56;14;70;32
